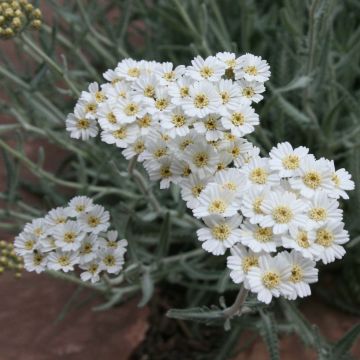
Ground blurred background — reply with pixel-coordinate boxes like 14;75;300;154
0;0;359;359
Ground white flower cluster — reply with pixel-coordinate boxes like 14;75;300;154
66;52;269;190
64;53;355;304
202;142;354;303
14;196;127;283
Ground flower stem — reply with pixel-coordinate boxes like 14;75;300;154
20;34;80;97
223;285;249;319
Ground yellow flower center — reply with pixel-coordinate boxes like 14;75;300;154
155;98;169;110
231;112;245;126
124;103;139;116
85;103;97;113
204;117;217;130
33;253;44;265
107;241;118;249
244;65;258;75
303;171;322;189
95;91;105;103
58;255;70;266
154;147;168;158
191;185;204;197
172;114;186;127
82;243;93;254
63;231;76;243
163;71;175;81
89;263;99;274
297;231;310;248
250;167;268;184
200;66;214;79
24;240;35;250
220;91;230;104
230;146;241;157
144;85;155;97
75;205;85;212
309;207;327;221
316;228;333;247
87;216;100;228
262;271;280;289
242;87;254;98
253;197;264;214
193;152;209;167
134;140;145;154
103;255;116;266
127;67;140;77
160;165;172;178
242;256;259;273
290;265;303;283
282;155;300;170
254;227;273;243
178;139;191;150
223;181;237;191
180;86;189;98
107;112;117;124
137;114;152;128
208;199;226;214
183;166;191;177
112;127;127;139
33;228;43;237
77;119;90;129
212;224;231;241
194;93;209;109
272;206;293;223
332;173;340;187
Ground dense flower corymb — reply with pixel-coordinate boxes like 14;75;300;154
14;196;127;283
58;53;354;304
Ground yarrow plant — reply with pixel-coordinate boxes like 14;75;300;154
16;52;355;306
14;196;128;283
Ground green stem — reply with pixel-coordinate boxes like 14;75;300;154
0;139;140;200
20;34;80;97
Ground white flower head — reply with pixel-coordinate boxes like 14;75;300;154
101;124;137;148
66;104;99;140
221;103;259;137
235;53;271;82
247;253;293;304
197;214;242;255
193;114;225;141
328;160;355;200
52;220;85;251
241;157;280;191
187;55;226;82
306;191;342;228
47;250;79;272
78;205;110;234
238;80;265;103
100;248;126;274
181;81;221;118
182;142;219;178
290;157;334;198
66;196;94;217
44;207;71;228
23;250;48;274
278;250;318;300
260;190;308;234
192;183;240;218
239;222;281;253
227;244;261;288
281;227;319;260
180;173;211;209
314;221;349;264
80;261;103;283
269;142;310;178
